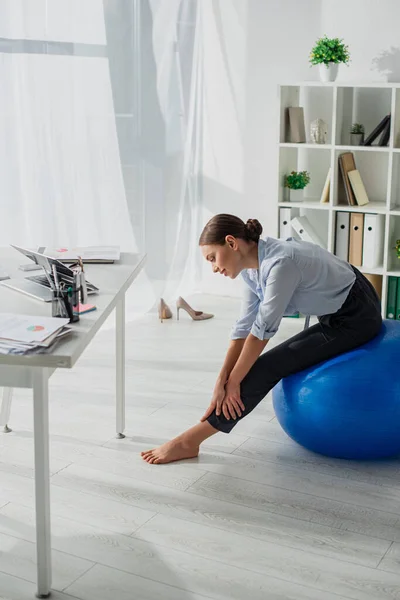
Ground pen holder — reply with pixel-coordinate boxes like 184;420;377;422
51;288;79;323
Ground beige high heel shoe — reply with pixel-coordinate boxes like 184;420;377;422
176;296;214;321
158;298;173;323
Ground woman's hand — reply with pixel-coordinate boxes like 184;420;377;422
200;382;226;422
219;379;245;420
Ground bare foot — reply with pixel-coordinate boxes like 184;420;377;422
141;435;199;465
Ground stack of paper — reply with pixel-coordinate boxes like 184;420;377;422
41;246;120;263
0;314;71;355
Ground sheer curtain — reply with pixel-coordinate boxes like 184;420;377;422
0;0;137;252
0;0;244;315
144;0;247;302
143;0;204;303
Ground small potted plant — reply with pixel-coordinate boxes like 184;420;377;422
350;123;365;146
284;170;311;202
394;239;400;260
309;35;350;82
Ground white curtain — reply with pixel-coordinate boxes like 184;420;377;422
145;0;247;302
0;0;136;252
145;0;203;302
0;0;247;313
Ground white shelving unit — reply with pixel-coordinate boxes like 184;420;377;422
276;82;400;317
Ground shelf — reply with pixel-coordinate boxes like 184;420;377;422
280;144;391;152
279;143;332;150
280;82;400;88
358;266;384;275
277;82;400;317
335;145;390;153
278;200;329;210
333;202;387;214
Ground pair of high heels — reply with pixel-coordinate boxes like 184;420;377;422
158;297;214;322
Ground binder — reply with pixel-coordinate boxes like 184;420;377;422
279;208;292;239
364;273;382;300
291;216;325;248
347;170;369;206
362;214;385;269
348;213;364;266
387;276;397;319
334;212;350;262
396;278;400;320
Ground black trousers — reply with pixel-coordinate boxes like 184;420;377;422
207;267;383;434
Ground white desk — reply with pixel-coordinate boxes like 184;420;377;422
0;249;146;598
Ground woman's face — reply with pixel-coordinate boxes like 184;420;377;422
201;236;243;279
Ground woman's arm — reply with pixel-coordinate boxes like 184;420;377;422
201;338;246;422
216;338;246;385
202;279;261;422
228;334;269;386
221;258;301;420
217;335;268;419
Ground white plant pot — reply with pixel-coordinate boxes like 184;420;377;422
319;63;339;83
289;189;304;202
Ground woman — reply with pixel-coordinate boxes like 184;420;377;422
141;214;382;464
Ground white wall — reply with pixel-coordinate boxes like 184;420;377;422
321;0;400;83
200;0;321;297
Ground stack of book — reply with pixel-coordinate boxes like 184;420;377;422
337;152;370;207
386;277;400;320
0;314;71;355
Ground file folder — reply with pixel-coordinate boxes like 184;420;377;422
334;212;350;262
279;208;292;239
362;214;385;269
290;216;325;248
348;213;364;266
387;276;397;319
396;278;400;320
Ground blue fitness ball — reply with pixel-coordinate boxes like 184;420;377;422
272;320;400;459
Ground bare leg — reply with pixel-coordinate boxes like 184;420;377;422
141;421;218;464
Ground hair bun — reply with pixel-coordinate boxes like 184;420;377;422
245;219;263;242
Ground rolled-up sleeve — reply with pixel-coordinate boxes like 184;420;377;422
231;284;260;340
251;257;301;340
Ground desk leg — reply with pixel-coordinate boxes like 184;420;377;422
116;294;126;439
33;369;52;598
1;387;13;433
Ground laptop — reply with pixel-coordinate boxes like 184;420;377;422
1;245;99;302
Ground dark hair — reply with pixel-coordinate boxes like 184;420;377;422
198;214;263;246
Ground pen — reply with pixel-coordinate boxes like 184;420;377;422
52;264;60;292
44;268;55;291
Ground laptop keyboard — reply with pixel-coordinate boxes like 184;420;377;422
28;275;52;287
27;273;97;292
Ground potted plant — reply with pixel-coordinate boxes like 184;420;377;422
309;35;350;82
350;123;365;146
284;170;311;202
394;239;400;260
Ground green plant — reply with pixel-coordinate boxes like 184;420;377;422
394;239;400;259
309;36;350;66
350;123;365;134
284;171;311;190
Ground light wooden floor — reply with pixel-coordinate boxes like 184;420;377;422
1;295;400;600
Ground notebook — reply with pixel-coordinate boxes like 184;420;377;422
41;246;120;263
